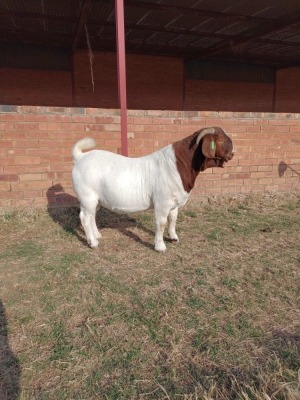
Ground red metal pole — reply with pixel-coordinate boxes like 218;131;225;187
115;0;128;156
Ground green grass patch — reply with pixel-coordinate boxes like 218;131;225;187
0;193;299;399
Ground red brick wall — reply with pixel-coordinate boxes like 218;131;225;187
0;68;72;106
184;80;274;112
0;106;299;208
0;51;299;113
127;54;184;110
73;51;118;108
275;68;300;113
73;51;184;110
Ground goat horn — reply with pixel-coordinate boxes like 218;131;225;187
196;127;216;145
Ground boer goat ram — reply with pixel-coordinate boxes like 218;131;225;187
72;127;234;252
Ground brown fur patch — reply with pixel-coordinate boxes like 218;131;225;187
173;127;234;193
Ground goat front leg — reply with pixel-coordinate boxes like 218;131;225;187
168;207;179;242
154;209;169;252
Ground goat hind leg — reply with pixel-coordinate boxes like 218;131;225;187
79;197;99;248
154;210;168;252
168;207;179;242
91;208;102;240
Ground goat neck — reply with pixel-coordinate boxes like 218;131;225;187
172;131;205;193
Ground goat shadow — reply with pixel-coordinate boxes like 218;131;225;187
0;300;20;400
46;184;156;249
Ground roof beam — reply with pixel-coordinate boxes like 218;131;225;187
1;21;299;50
1;8;298;52
195;13;300;60
94;20;300;49
0;3;276;26
72;0;92;53
1;24;299;58
124;0;276;25
0;10;77;23
90;37;299;67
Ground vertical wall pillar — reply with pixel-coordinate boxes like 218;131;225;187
115;0;128;156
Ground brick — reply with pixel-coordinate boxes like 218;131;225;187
13;139;39;148
0;157;15;166
25;164;51;173
0;140;14;147
49;163;72;172
23;190;43;198
94;116;114;124
24;132;49;140
0;114;24;122
19;174;42;181
133;117;153;125
23;114;49;122
144;125;163;133
0;199;10;207
10;181;31;190
0;123;15;130
84;123;104;132
15;156;41;165
47;123;61;131
14;122;39;132
134;148;154;156
265;185;279;191
259;178;273;185
153;131;172;140
104;139;121;148
0;190;24;199
257;165;273;172
3;166;23;174
61;123;85;131
32;198;49;207
0;182;10;190
10;198;37;207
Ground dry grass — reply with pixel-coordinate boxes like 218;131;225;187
0;193;300;400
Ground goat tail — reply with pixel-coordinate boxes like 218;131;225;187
72;137;96;161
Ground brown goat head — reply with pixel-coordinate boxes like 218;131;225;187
196;127;234;170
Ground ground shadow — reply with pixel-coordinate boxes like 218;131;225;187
0;300;20;400
46;184;156;250
278;161;300;177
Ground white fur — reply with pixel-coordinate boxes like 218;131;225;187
72;138;190;252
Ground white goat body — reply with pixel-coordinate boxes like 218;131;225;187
72;127;234;252
72;138;188;251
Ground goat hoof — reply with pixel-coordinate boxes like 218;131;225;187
89;240;99;249
154;243;167;253
168;234;179;242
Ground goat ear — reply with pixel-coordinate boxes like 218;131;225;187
202;134;216;158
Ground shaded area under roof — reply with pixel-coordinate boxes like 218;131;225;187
0;0;300;68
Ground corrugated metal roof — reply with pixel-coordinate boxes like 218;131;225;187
0;0;299;68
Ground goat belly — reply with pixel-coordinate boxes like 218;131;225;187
97;177;152;213
99;198;152;213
